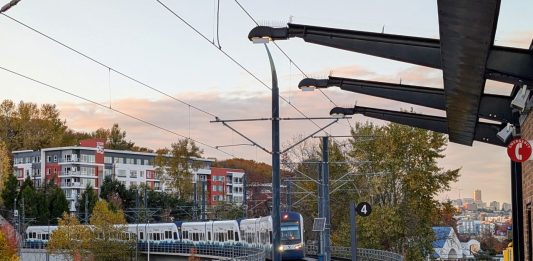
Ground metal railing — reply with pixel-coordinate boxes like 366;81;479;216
141;243;265;261
22;241;265;261
306;244;404;261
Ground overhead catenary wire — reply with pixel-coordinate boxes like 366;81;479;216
233;0;354;129
0;13;218;119
0;65;237;158
154;0;329;132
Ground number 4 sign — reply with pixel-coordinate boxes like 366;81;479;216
356;202;372;217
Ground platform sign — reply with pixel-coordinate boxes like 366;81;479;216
507;138;532;163
312;217;326;232
356;202;372;217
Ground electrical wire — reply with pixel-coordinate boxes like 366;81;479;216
154;0;328;132
233;0;354;129
0;65;237;158
0;13;218;119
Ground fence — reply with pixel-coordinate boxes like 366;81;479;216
140;243;265;261
22;242;265;261
306;244;404;261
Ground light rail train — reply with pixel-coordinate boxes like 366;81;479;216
25;211;305;260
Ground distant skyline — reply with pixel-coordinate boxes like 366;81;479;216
2;1;533;203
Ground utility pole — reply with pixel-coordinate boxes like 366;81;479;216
321;137;331;261
266;44;282;261
201;178;206;221
286;180;292;212
350;202;357;261
84;195;89;224
193;176;197;221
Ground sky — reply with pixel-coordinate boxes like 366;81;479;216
1;0;532;204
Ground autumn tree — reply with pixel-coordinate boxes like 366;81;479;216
48;213;92;260
88;200;133;260
155;139;202;200
0;140;12;203
0;224;19;261
342;122;460;260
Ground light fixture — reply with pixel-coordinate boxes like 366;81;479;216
251;36;271;44
511;85;531;112
496;123;516;143
298;78;329;92
300;86;316;92
329;107;355;118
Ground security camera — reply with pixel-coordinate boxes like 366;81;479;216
496;123;516;143
511;85;531;112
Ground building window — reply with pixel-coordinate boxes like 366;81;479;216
80;154;95;163
140;171;144;178
47;156;51;163
144;159;149;165
136;159;141;165
117;169;126;177
130;170;138;178
104;157;112;164
53;155;57;163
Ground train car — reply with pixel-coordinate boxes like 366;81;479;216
127;223;179;245
25;225;57;248
239;218;260;245
180;220;241;245
240;212;304;260
279;212;305;259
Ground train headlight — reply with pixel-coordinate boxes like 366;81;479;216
278;246;284;252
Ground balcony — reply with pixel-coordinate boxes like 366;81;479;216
59;171;97;178
61;182;82;188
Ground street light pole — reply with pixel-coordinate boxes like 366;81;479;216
265;44;281;261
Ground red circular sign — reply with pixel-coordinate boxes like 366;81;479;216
507;138;532;163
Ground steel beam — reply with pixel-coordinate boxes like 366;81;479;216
301;77;514;123
338;106;505;147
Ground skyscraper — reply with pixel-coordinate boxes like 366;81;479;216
474;189;482;203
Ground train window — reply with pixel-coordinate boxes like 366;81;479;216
269;231;273;244
235;232;239;242
32;232;36;239
208;232;211;241
140;232;144;240
156;233;161;241
173;232;178;240
228;230;233;240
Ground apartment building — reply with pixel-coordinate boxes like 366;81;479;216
208;167;246;206
12;139;215;212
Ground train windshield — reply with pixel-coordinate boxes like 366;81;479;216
281;221;301;241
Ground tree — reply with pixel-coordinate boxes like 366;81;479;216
0;140;12;203
48;212;92;260
343;122;460;260
88;200;133;260
155;139;202;200
1;175;18;210
79;185;99;222
48;186;69;224
0;224;19;261
100;176;124;199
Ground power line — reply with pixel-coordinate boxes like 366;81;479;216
0;65;237;158
154;0;328;132
233;0;354;129
0;13;218;119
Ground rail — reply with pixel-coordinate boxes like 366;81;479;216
22;242;266;261
306;244;404;261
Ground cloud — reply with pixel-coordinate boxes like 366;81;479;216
56;62;512;203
